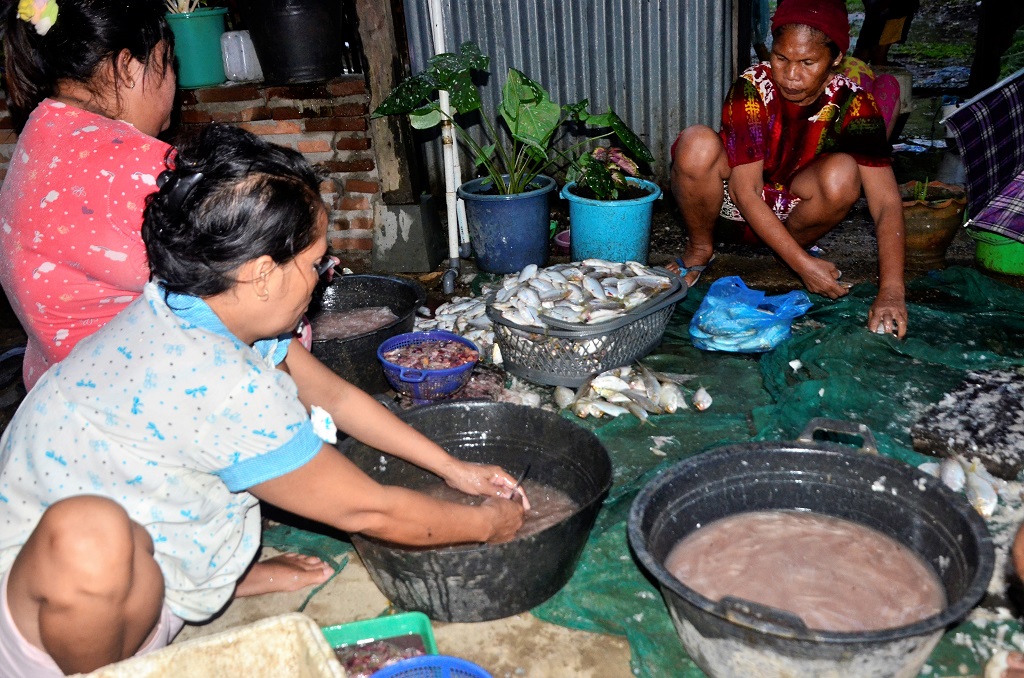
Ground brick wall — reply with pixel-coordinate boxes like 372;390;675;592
0;75;380;259
180;76;379;258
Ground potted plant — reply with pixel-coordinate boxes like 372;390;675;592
562;146;661;263
898;179;967;270
164;0;228;89
371;42;653;274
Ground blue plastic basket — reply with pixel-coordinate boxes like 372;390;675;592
371;655;492;678
376;331;478;402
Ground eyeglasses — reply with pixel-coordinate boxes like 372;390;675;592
315;255;338;278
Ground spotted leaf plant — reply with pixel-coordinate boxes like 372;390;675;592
371;41;653;195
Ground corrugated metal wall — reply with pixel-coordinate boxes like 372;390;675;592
402;0;738;192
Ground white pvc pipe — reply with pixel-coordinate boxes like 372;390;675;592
427;0;464;261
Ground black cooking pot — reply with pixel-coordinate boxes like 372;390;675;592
628;418;993;678
339;401;612;622
308;275;425;394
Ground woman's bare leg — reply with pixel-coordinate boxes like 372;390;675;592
5;496;164;675
669;125;731;284
786;153;862;247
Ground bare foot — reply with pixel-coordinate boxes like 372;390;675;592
986;650;1024;678
235;552;333;598
1004;651;1024;677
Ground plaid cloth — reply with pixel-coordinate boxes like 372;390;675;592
946;67;1024;242
974;168;1024;236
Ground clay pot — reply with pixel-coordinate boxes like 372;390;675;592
899;181;967;270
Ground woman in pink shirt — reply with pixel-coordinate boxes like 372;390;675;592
0;0;176;388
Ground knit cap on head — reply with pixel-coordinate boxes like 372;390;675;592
771;0;850;55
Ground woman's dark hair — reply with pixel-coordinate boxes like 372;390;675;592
143;124;327;298
771;24;842;62
2;0;174;131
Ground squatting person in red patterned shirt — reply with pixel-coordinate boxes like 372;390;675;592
669;0;908;339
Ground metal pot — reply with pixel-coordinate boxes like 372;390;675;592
628;419;993;678
339;401;612;622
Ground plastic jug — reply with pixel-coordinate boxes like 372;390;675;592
220;30;263;82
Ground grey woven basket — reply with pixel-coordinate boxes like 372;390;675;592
487;283;687;387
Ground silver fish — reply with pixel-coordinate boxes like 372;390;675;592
635;362;662;400
939;457;966;492
554;386;575;410
590;400;630;418
582;275;606;300
965;469;998;517
692;387;712;411
592;375;632;393
624;401;651;424
517;263;538;282
517;287;541;307
658;382;685;413
623;389;664;414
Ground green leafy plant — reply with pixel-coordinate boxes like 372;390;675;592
913;178;930;202
371;41;653;195
566;146;642;200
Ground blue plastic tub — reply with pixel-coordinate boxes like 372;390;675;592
376;331;478;402
562;177;661;264
458;175;555;274
372;655;492;677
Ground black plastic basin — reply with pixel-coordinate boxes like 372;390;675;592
339;401;612;622
628;419;993;678
309;274;425;394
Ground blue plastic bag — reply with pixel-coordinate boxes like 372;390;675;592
689;276;812;353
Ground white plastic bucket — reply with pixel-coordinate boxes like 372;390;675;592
221;30;263;82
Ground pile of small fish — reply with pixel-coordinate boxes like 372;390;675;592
334;640;425;678
393;363;546;410
491;260;674;329
919;455;1022;517
414;296;498;363
381;339;478;370
553;363;712;423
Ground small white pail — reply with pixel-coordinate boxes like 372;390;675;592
221;30;263;82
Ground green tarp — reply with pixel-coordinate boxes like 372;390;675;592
531;267;1024;677
267;267;1024;676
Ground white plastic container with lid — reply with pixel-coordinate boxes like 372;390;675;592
220;30;263;82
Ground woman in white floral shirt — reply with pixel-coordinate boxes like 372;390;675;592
0;124;526;677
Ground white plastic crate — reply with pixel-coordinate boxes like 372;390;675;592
75;613;345;678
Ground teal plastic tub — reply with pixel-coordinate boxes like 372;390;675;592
562;177;661;264
166;8;228;88
321;611;438;655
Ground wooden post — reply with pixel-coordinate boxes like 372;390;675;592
355;0;421;204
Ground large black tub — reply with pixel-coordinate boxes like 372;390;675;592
340;401;612;622
628;419;993;678
309;275;425;394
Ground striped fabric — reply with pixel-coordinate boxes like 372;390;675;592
946;67;1024;241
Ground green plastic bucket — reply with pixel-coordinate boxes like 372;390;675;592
968;228;1024;276
166;8;228;88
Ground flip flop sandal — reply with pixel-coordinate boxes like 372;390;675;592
673;253;717;286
